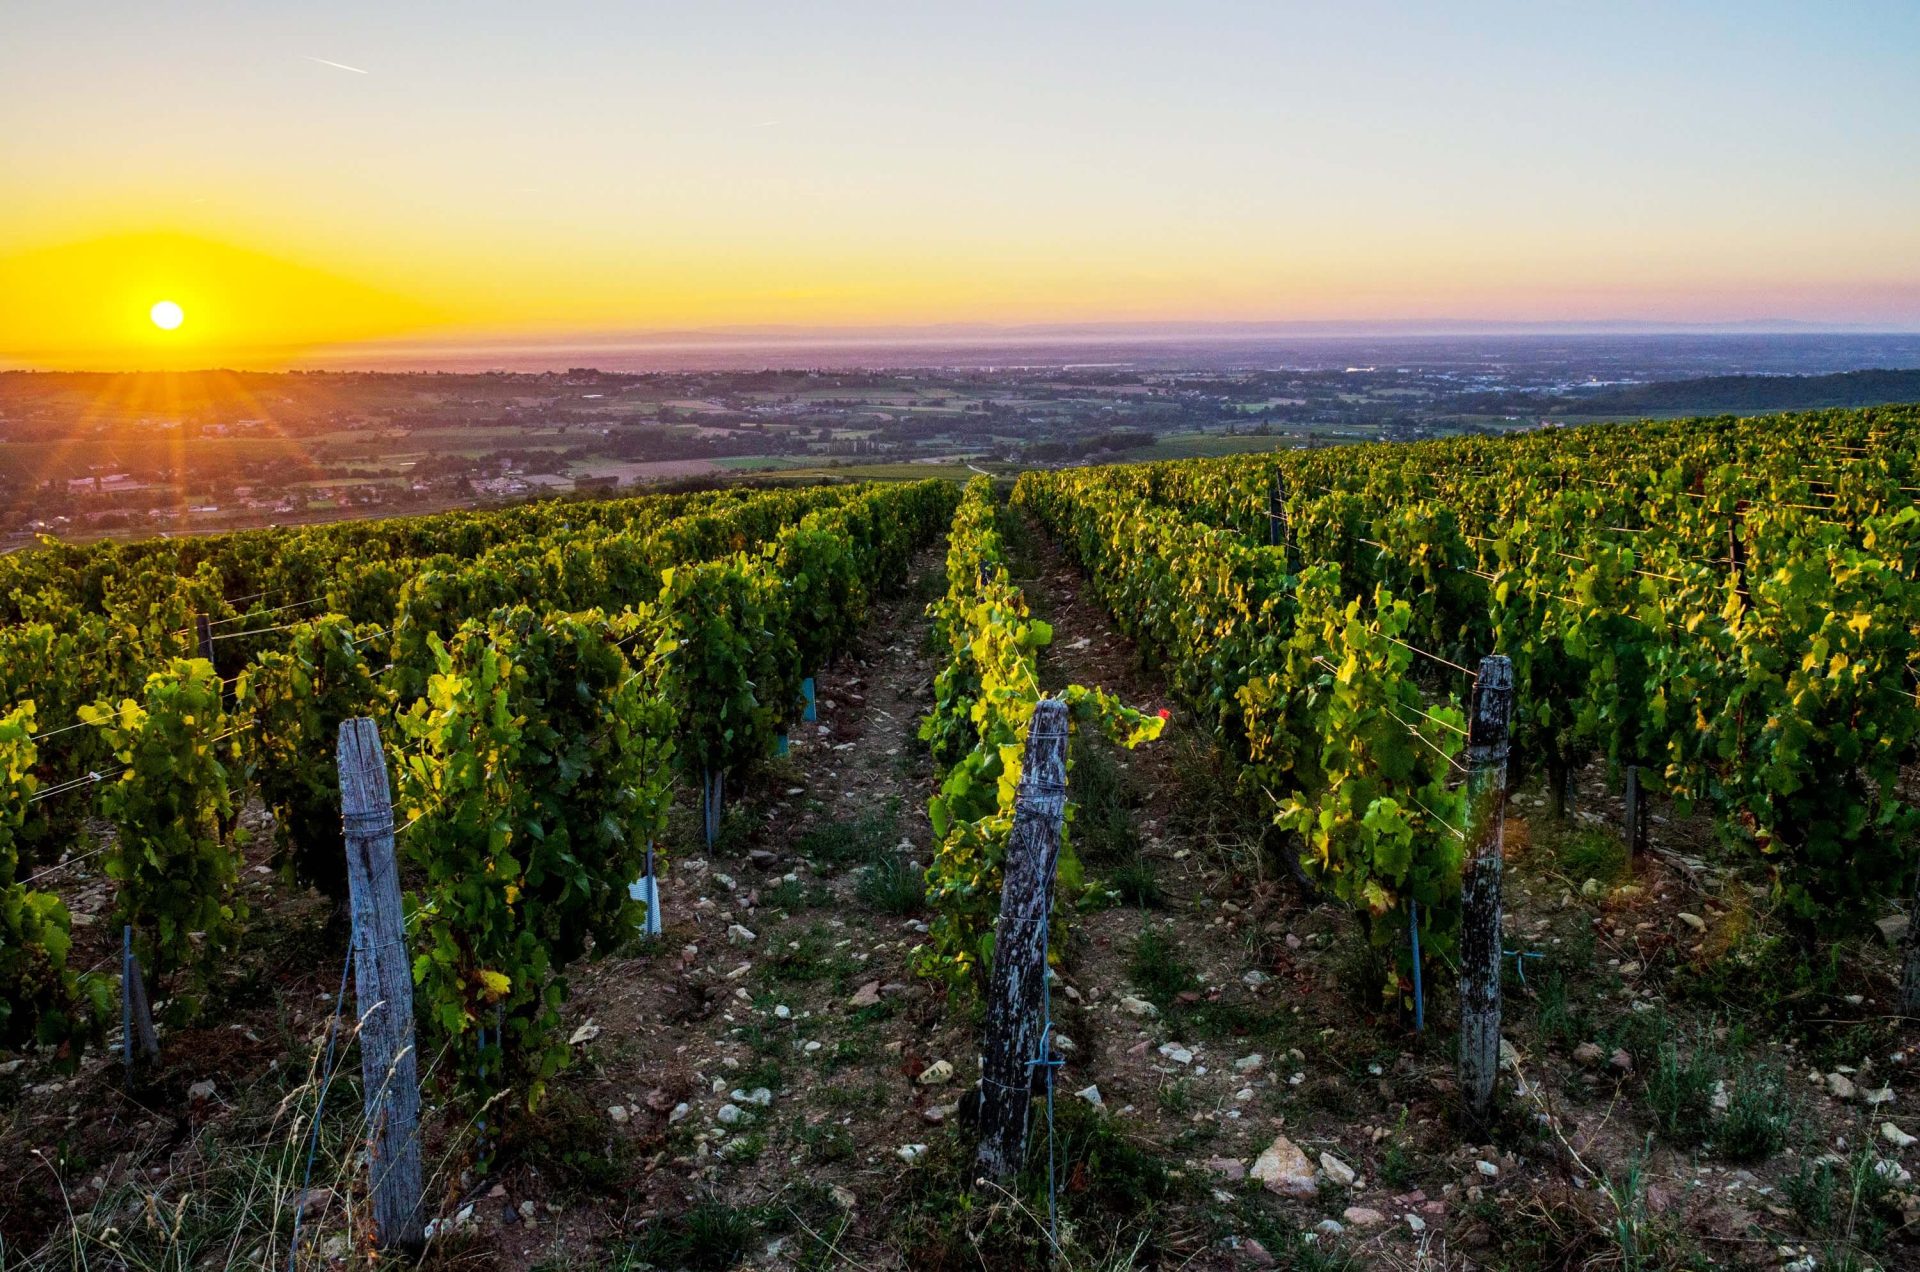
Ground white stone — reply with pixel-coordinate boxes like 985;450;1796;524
607;1105;629;1124
1076;1085;1103;1107
668;1103;690;1124
1882;1122;1916;1148
1158;1043;1194;1065
1319;1152;1356;1187
1405;1214;1427;1233
1249;1133;1317;1199
917;1059;955;1085
1233;1053;1264;1074
716;1103;744;1125
1342;1206;1387;1228
896;1143;928;1163
1476;1159;1499;1178
1119;995;1159;1018
727;924;757;945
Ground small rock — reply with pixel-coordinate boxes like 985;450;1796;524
1476;1159;1499;1178
830;1184;856;1210
732;1087;774;1106
1234;1054;1264;1074
1119;995;1160;1018
188;1080;217;1102
1076;1085;1103;1107
1204;1157;1246;1181
1875;914;1909;947
1342;1206;1387;1228
1609;1048;1633;1073
1498;1039;1521;1073
917;1059;955;1086
1315;1219;1344;1237
1865;1086;1896;1107
1580;877;1603;897
608;1105;630;1125
1882;1121;1916;1148
1677;912;1707;933
1405;1213;1427;1233
897;1143;928;1163
1158;1043;1194;1065
1828;1072;1858;1101
1320;1152;1356;1188
1250;1133;1317;1199
1573;1041;1605;1067
849;981;882;1008
568;1020;602;1045
727;924;757;945
716;1103;744;1125
773;1004;792;1020
668;1102;690;1124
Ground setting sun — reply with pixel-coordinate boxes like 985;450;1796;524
148;299;184;331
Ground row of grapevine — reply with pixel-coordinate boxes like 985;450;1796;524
1078;405;1920;932
1012;474;1471;1008
0;482;870;876
917;477;1164;993
0;480;956;1120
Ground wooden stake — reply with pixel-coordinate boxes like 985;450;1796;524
337;718;424;1252
121;925;159;1088
1624;764;1648;857
1459;654;1513;1123
974;696;1070;1181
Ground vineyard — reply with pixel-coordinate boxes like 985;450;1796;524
1;405;1919;1271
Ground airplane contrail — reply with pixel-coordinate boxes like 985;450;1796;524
307;56;369;74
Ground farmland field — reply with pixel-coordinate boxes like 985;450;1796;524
1;405;1918;1271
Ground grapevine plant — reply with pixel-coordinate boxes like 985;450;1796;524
395;609;674;1121
918;479;1165;994
80;658;245;1006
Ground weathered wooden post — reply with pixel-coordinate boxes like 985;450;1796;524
195;612;216;667
121;924;159;1088
975;696;1070;1181
1268;475;1285;547
337;718;425;1252
1459;655;1513;1122
1902;902;1920;1017
1623;765;1649;857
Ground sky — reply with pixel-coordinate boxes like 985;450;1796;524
3;1;1919;369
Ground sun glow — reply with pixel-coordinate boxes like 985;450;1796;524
149;299;184;330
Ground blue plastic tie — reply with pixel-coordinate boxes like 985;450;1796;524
1504;949;1544;986
1409;899;1425;1033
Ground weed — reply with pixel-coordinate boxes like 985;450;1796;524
1379;1110;1416;1188
796;1118;856;1164
1783;1149;1898;1255
1070;735;1141;865
1542;822;1631;886
1128;925;1197;1009
796;806;898;869
857;851;926;914
1645;1038;1716;1147
1108;859;1163;909
619;1200;773;1271
1715;1059;1792;1163
1531;969;1589;1053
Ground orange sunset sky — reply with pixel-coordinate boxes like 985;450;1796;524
4;2;1919;370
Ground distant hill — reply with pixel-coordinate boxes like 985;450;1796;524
1562;368;1920;416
